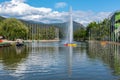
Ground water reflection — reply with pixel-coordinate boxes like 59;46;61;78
67;46;73;77
1;42;120;80
16;46;24;54
0;46;29;70
88;42;120;75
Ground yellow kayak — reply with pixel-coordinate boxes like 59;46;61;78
64;43;77;47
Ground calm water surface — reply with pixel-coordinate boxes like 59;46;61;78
0;42;120;80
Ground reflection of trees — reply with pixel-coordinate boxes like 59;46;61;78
87;42;120;75
0;46;29;70
28;47;56;54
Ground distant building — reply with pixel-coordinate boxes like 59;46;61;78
110;11;120;42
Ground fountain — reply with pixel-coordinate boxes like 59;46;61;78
64;7;77;47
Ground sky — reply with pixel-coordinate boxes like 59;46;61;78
0;0;120;26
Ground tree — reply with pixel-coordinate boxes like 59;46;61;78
74;28;86;41
0;18;28;40
86;19;110;41
86;21;99;40
39;26;56;40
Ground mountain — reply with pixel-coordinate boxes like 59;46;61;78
0;16;84;31
21;19;85;39
0;16;5;22
50;21;84;31
20;19;85;34
48;21;85;38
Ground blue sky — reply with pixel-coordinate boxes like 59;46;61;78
25;0;120;12
0;0;120;25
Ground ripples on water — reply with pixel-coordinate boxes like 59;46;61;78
0;42;120;80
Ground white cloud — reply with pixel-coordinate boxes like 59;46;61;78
55;2;67;8
72;11;111;26
0;0;111;26
11;0;26;3
0;0;52;16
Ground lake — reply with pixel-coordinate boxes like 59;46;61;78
0;42;120;80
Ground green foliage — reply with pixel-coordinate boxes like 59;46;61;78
27;25;57;40
86;22;98;40
115;12;120;29
39;26;56;40
74;28;86;41
0;18;28;40
0;16;5;22
115;12;120;21
86;19;110;40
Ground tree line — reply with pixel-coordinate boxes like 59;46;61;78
0;18;59;40
27;25;57;40
0;18;28;40
73;18;111;41
86;18;111;41
0;17;111;41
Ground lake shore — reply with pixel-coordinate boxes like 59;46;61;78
2;39;60;44
24;40;60;42
88;40;120;46
3;40;120;45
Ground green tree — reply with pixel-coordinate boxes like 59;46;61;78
0;18;28;40
74;28;86;41
86;19;110;41
86;21;99;40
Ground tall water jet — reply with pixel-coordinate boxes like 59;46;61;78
69;7;73;43
64;7;77;47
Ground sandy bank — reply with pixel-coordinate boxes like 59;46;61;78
24;40;60;42
2;39;60;43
